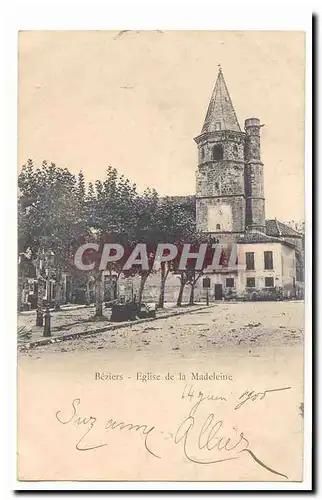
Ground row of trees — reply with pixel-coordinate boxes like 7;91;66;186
18;160;214;316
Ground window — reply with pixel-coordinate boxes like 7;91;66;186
226;278;234;288
264;251;274;270
215;182;219;190
265;277;274;287
246;252;255;270
216;223;221;230
201;148;205;159
233;144;238;157
246;277;256;288
202;277;211;288
213;144;223;161
215;122;221;131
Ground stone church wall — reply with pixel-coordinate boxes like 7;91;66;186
196;196;245;234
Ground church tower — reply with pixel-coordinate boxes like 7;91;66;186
244;117;266;232
194;67;246;241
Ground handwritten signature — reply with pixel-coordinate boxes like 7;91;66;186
56;385;292;480
55;398;160;458
175;389;290;479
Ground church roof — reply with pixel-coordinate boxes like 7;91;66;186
237;231;295;248
237;232;283;244
265;219;303;238
201;66;241;134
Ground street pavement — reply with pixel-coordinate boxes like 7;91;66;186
18;300;304;360
17;302;208;346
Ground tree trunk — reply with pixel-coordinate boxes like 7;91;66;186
189;283;195;305
116;270;122;299
85;277;91;305
189;272;203;305
176;275;186;306
54;280;63;310
54;268;62;310
36;278;45;326
18;272;24;312
158;266;169;309
138;273;148;307
94;272;104;317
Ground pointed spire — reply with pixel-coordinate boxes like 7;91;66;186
201;66;241;134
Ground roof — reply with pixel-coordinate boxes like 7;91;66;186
237;232;282;244
201;66;241;134
160;195;196;205
237;231;295;248
265;219;303;238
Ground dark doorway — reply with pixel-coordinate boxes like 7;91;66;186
214;284;223;300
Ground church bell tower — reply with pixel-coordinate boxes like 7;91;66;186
194;66;246;241
244;117;266;232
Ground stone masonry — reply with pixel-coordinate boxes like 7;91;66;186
194;67;266;240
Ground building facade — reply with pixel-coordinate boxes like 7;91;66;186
192;67;303;299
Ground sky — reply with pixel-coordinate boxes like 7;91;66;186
19;30;305;222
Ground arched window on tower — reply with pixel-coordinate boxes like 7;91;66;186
233;144;238;157
213;144;223;161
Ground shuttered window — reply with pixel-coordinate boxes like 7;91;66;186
246;277;256;288
264;251;274;270
226;278;234;288
265;277;274;287
246;252;255;270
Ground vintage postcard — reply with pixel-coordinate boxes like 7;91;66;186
17;30;308;485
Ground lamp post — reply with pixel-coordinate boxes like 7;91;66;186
36;250;45;327
18;253;25;312
43;305;52;337
46;249;55;307
203;277;211;306
43;249;55;337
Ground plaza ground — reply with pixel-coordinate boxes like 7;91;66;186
18;300;304;360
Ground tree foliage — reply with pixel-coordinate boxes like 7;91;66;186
18;160;202;311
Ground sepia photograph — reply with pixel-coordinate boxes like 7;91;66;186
16;29;308;484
